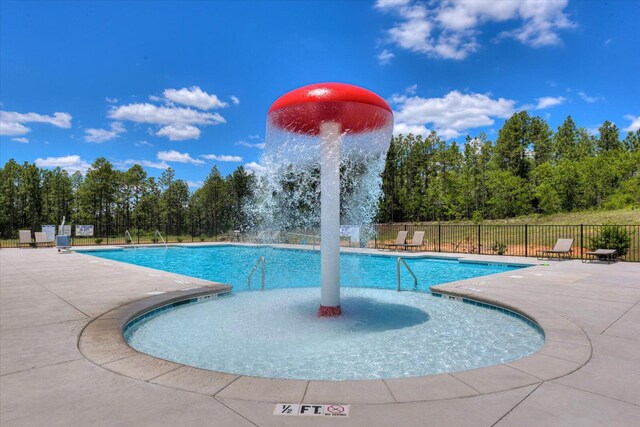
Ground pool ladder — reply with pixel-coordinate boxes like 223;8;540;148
397;257;418;291
154;229;168;248
248;256;266;291
125;230;137;250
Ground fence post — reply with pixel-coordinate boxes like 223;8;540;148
438;224;441;253
477;224;481;254
580;224;584;260
525;224;528;257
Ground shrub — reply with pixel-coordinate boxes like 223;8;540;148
152;237;158;243
590;225;632;257
125;237;132;244
177;237;183;243
471;210;483;224
199;236;206;242
492;241;507;255
94;238;103;245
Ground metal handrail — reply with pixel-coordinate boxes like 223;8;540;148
397;257;418;291
125;230;137;250
247;256;266;290
154;229;168;248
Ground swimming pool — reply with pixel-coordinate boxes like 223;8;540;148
122;287;544;380
79;245;525;291
80;245;543;380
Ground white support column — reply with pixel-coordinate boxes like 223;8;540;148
318;121;342;316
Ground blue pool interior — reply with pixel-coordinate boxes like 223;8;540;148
80;245;543;380
78;245;528;292
123;287;544;380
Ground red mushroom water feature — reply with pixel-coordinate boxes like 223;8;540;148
268;83;393;316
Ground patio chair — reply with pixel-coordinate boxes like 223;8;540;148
537;238;574;260
18;230;32;248
402;231;426;252
34;232;54;248
582;249;618;264
378;230;408;251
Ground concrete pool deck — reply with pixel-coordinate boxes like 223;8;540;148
1;245;639;426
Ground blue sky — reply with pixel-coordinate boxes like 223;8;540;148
1;0;638;187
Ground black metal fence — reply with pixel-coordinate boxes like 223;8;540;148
0;225;238;249
372;224;640;262
2;223;639;262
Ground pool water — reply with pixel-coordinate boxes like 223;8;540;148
124;288;544;380
82;245;543;380
80;245;524;292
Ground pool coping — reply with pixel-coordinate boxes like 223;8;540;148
78;272;592;405
73;241;539;267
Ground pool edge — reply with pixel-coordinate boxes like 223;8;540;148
78;285;591;404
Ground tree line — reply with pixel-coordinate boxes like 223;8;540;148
378;113;639;222
0;111;638;238
0;158;255;238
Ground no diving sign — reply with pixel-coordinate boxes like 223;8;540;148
274;403;350;417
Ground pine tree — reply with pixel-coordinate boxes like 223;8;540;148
494;111;532;179
598;120;621;151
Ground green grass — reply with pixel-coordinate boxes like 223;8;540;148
393;209;640;226
480;209;640;225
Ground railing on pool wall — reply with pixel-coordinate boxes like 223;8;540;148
124;230;137;250
397;257;418;291
154;229;168;248
247;256;266;291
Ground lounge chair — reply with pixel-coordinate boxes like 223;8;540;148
378;230;408;251
537;238;573;260
582;249;618;264
18;230;32;248
402;231;425;252
34;232;54;248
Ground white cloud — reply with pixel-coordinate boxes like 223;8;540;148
201;154;243;162
109;103;224;126
11;137;29;143
578;91;603;103
230;96;240;105
187;180;204;188
391;90;516;138
624;115;640;132
393;123;430;137
156;124;201;141
35;155;90;174
105;97;118;104
244;161;266;174
405;84;418;95
0;121;29;136
135;140;153;147
163;86;228;110
534;96;565;109
157;150;204;165
248;134;261;139
376;0;411;7
108;102;225;141
376;0;574;60
236;140;266;149
119;159;169;170
0;110;72;136
377;49;395;64
84;121;126;143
